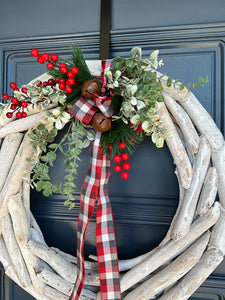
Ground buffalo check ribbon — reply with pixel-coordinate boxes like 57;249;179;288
69;61;121;300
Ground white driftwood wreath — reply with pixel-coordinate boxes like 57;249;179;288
0;61;224;300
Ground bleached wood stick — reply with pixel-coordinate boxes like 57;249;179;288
0;236;11;269
28;239;99;286
0;132;23;191
28;239;76;282
8;193;45;291
0;131;33;217
212;145;225;207
209;207;225;254
156;102;193;189
37;268;97;299
0;214;31;287
124;231;210;300
44;285;93;300
120;202;220;293
22;172;31;222
162;91;200;155
159;247;223;300
37;268;74;295
196;167;218;216
159;169;186;247
43;285;68;300
171;135;211;240
52;247;98;271
5;265;51;300
0;110;53;138
179;92;224;150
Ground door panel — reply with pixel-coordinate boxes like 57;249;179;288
1;1;225;299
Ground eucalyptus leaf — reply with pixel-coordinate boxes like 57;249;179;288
82;139;90;148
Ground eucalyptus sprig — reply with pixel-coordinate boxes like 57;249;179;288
29;119;95;209
104;47;167;149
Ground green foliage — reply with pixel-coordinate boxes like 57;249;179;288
105;48;168;148
29;120;95;209
101;120;143;157
165;75;208;91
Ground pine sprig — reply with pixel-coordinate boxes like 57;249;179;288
101;120;143;157
70;45;93;82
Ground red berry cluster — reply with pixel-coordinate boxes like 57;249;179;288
31;48;79;94
2;82;29;119
108;142;131;179
130;121;143;133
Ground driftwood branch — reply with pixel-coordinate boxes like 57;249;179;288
0;214;31;287
159;247;223;300
179;92;224;150
120;202;220;293
124;231;210;300
162;91;200;155
171;135;211;240
156;102;193;189
0;133;23;192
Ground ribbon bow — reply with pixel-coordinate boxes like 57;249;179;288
69;61;121;300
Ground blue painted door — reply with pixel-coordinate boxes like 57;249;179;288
1;0;225;299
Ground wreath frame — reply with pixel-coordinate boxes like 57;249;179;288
0;61;224;300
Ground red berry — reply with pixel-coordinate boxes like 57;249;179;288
114;155;121;163
41;52;50;61
114;165;122;172
22;112;27;118
59;63;67;68
59;78;65;85
48;79;55;86
67;71;75;78
108;144;113;151
43;81;48;87
2;93;9;100
121;152;129;160
50;54;58;62
46;62;55;70
60;66;68;74
21;87;27;93
21;101;28;108
119;141;126;149
136;122;143;132
36;81;42;87
16;111;22;118
65;86;73;94
13;88;19;92
11;97;19;104
123;162;131;170
9;82;17;89
66;78;75;86
136;127;143;133
59;83;66;90
31;49;39;57
71;66;79;75
121;171;129;179
10;104;17;110
55;78;60;83
37;57;44;64
6;112;13;118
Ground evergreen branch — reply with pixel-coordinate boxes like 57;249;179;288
101;120;143;157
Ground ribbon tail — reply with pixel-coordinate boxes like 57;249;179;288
96;153;121;300
69;132;103;300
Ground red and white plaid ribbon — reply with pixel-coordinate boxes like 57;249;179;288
69;61;121;300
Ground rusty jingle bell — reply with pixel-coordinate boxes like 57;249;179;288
81;79;112;133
